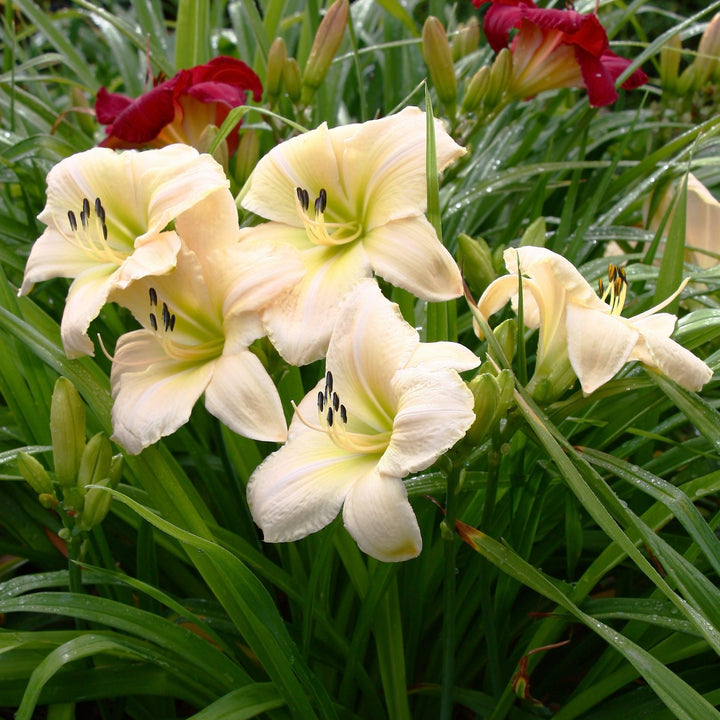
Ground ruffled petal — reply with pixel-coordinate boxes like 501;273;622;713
407;340;480;373
565;305;638;394
342;470;422;562
262;240;372;365
362;215;463;300
205;350;288;442
379;367;475;477
110;330;215;454
115;230;181;288
174;186;240;256
247;424;377;543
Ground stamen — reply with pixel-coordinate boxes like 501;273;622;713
317;391;325;411
327;408;334;427
605;263;628;316
340;404;347;424
149;287;158;306
296;187;310;212
68;211;77;232
62;196;121;264
314;188;327;216
332;391;340;411
150;313;158;331
293;186;363;247
326;370;333;396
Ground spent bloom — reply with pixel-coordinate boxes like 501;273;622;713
241;107;466;365
472;0;648;107
19;144;229;358
247;280;479;562
108;193;304;454
95;56;262;156
476;246;713;397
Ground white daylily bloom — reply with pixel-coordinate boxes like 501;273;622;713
477;246;713;396
241;107;467;365
19;144;229;357
646;173;720;269
247;279;479;562
108;212;304;454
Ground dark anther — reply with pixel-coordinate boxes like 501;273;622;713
94;198;105;222
149;288;158;306
80;210;88;229
149;313;158;331
317;391;325;411
340;404;347;424
325;370;333;395
169;314;176;332
332;391;340;411
82;197;90;218
598;278;604;296
618;267;626;283
102;223;108;241
68;211;77;232
296;187;310;212
318;188;327;212
327;407;334;427
162;302;171;331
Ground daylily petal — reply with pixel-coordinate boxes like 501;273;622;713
362;215;463;300
408;341;480;373
110;330;215;454
247;426;377;542
342;470;422;562
115;230;181;288
379;367;475;477
61;264;117;358
262;240;372;365
575;46;618;107
205;350;288;442
174;186;241;256
327;279;418;431
566;305;639;395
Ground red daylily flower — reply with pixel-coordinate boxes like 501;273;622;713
472;0;648;107
95;56;263;154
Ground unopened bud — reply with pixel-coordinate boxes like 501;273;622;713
234;129;259;187
78;479;114;531
284;58;302;103
458;233;496;295
694;13;720;87
520;216;546;248
676;65;696;96
58;527;72;542
494;319;517;366
660;34;682;93
70;87;96;135
17;452;54;496
77;433;112;490
422;17;458;114
466;369;514;444
266;37;287;104
39;493;58;509
108;454;123;488
301;0;349;102
461;65;491;113
452;17;480;61
50;377;85;488
485;48;512;108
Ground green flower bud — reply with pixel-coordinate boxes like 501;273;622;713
660;34;682;93
266;37;288;105
284;58;303;103
422;17;458;114
39;493;58;509
301;0;349;103
108;454;124;488
452;17;480;62
494;318;517;366
458;233;496;295
63;486;85;513
17;452;54;496
694;14;720;87
465;369;514;444
77;433;112;490
70;87;96;135
50;377;85;488
461;65;491;113
520;216;546;247
58;527;72;542
676;65;696;96
233;129;259;188
77;478;114;531
485;48;512;109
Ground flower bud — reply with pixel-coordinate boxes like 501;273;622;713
78;478;114;531
196;124;229;171
660;34;682;93
466;369;514;444
108;454;124;488
50;377;85;488
17;452;54;496
70;87;96;135
284;58;303;103
266;37;287;105
234;129;260;187
461;65;491;113
520;216;546;248
422;17;458;114
693;13;720;87
452;17;480;62
77;432;112;490
494;319;517;366
39;493;58;509
485;48;513;109
301;0;349;102
458;233;496;295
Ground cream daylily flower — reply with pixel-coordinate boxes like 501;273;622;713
19;144;229;358
477;246;713;396
241;107;467;365
247;279;479;562
107;197;304;454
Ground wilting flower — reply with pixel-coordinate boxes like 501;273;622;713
95;56;262;155
476;246;713;397
241;107;466;365
472;0;648;107
19;144;229;358
247;280;479;562
646;173;720;269
108;207;304;454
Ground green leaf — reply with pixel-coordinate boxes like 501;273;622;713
175;0;210;68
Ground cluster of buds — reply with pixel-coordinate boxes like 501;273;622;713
17;378;122;539
265;0;349;109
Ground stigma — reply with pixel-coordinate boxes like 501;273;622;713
66;197;124;265
294;186;362;247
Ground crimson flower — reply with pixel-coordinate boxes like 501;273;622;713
95;56;262;155
472;0;648;107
